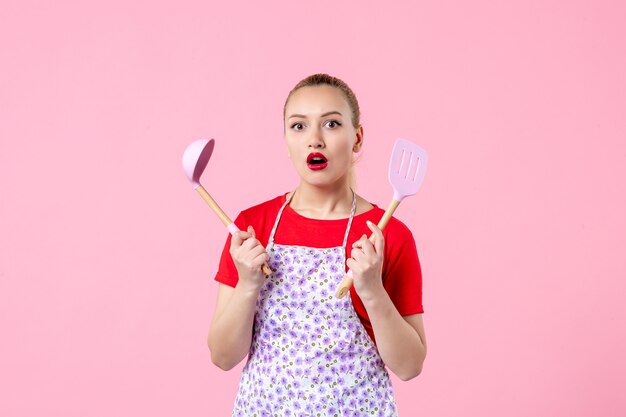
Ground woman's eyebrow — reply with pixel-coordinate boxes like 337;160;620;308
288;111;343;120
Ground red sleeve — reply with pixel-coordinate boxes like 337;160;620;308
383;230;424;315
213;211;248;288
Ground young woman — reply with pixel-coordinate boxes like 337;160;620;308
208;73;427;417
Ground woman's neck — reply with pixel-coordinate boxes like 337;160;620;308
288;182;354;220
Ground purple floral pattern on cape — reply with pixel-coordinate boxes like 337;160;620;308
231;243;398;417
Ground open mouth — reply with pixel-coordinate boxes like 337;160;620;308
306;153;328;170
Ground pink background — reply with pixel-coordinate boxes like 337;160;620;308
1;1;625;416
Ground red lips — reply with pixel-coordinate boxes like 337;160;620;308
307;153;328;170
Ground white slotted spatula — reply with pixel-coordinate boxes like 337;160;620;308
335;138;428;298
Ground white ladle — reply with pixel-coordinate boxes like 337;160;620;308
182;138;271;276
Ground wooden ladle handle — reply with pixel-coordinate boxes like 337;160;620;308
195;185;272;277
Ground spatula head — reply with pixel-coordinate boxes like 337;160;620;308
182;138;215;188
388;138;428;201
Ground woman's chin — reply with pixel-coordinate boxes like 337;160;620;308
301;177;349;189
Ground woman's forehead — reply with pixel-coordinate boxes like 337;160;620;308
286;85;350;117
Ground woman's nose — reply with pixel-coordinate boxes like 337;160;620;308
308;128;325;148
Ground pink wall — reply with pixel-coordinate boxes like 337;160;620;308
1;1;625;416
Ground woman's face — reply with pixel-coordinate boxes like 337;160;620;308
284;85;363;187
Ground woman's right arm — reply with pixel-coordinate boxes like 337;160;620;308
207;226;268;371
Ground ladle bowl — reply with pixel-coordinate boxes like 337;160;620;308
182;138;215;189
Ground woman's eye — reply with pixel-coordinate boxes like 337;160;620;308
324;120;341;128
291;122;304;131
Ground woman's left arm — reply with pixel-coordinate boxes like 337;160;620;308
362;295;427;381
348;221;427;381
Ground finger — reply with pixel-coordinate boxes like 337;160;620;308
351;234;368;249
230;231;252;249
252;252;270;267
346;257;359;272
353;234;375;258
241;236;262;251
246;244;266;261
350;246;364;263
366;220;384;254
247;225;256;238
361;237;377;258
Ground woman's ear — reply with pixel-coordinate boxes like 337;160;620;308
353;126;364;152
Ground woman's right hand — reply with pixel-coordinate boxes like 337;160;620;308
210;225;268;370
229;225;268;290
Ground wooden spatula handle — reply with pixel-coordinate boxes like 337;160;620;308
195;185;272;277
377;199;401;230
335;199;401;298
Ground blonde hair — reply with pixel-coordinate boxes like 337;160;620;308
283;73;361;190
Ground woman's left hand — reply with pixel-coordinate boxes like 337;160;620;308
347;220;385;300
